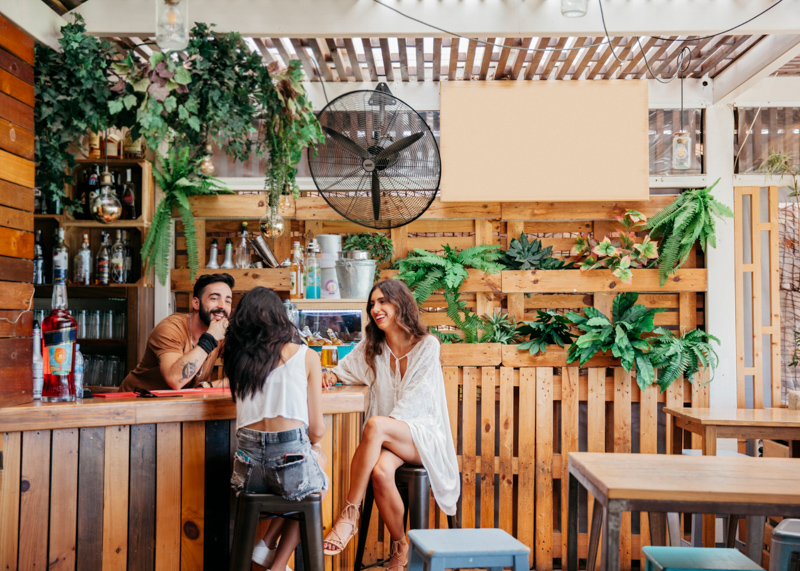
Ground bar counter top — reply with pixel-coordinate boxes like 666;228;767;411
0;386;369;433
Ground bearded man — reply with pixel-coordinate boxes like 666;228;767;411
119;273;234;392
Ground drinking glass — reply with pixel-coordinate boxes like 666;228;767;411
77;310;87;339
93;356;106;386
321;345;339;368
107;357;120;387
101;310;114;339
115;311;126;339
89;310;101;339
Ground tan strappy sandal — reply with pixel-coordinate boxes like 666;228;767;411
323;501;361;556
382;539;409;571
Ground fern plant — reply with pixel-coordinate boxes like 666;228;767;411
499;233;573;270
395;244;505;343
516;310;577;355
566;293;664;390
648;328;720;392
143;147;232;285
480;310;523;344
644;179;733;286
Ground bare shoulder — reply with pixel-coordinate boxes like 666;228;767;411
305;345;320;365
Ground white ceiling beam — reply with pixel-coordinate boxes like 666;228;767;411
301;79;713;111
713;34;800;105
0;0;68;50
72;0;800;38
732;75;800;107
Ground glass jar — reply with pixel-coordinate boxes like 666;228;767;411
672;130;692;170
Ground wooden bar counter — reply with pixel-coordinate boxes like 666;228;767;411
0;386;367;571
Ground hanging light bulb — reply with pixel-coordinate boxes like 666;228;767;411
672;47;693;171
561;0;588;17
199;142;215;176
91;169;123;223
260;205;286;239
156;0;189;52
280;192;292;210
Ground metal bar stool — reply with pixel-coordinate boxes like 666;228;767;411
354;465;458;571
230;492;324;571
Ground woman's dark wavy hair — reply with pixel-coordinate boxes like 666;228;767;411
363;280;429;375
223;287;300;401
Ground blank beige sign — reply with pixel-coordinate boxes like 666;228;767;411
439;80;649;202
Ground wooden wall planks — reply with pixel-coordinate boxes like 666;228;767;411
128;424;157;571
0;15;35;66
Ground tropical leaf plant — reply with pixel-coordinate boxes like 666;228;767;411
571;210;659;284
648;328;720;392
516;310;577;355
143;147;232;285
395;244;505;343
480;310;523;344
566;293;664;390
499;233;574;270
644;179;733;286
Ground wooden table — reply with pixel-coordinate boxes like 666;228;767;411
566;452;800;571
664;407;800;456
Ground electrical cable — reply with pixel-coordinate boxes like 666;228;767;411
309;56;330;105
649;0;784;42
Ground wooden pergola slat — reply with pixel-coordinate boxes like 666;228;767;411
325;38;348;82
632;37;676;79
556;36;589;80
539;37;568;80
448;38;460;81
343;37;364;82
378;37;394;81
289;38;319;81
361;37;379;82
493;37;516;80
270;37;294;70
306;38;333;81
415;38;425;81
509;38;532;80
570;36;602;80
432;37;442;81
463;39;478;80
525;37;551;80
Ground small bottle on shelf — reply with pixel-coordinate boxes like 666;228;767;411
122;169;137;220
234;222;251;269
122;230;133;283
85;166;100;217
220;238;235;269
73;233;92;286
74;344;84;400
32;320;43;400
110;230;125;284
122;129;145;159
52;228;69;284
96;232;110;285
289;241;304;300
88;131;101;159
206;238;220;269
304;240;321;300
33;229;44;285
42;269;77;402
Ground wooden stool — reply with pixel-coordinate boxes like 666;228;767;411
642;546;765;571
353;464;458;571
407;529;530;571
230;492;324;571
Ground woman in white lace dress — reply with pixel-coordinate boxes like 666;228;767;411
321;280;459;570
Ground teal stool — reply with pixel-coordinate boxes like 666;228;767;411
407;529;529;571
642;546;765;570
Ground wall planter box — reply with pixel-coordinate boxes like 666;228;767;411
170;267;290;293
381;268;502;293
501;269;707;293
440;343;503;367
500;345;619;368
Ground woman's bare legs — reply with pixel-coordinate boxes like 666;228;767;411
372;449;411;569
269;453;328;570
324;416;421;553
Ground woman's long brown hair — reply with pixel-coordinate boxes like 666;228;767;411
363;280;430;375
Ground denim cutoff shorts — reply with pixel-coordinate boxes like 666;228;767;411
231;427;327;501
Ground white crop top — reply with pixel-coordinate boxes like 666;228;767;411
236;344;310;431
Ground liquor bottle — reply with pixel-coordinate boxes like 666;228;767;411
33;229;44;285
220;237;235;269
289;241;304;300
74;344;84;400
121;169;137;220
304;240;321;299
123;129;145;159
234;222;251;269
206;238;220;269
85;166;100;217
73;233;92;285
96;232;110;285
32;320;43;400
88;131;101;159
122;230;133;283
42;269;77;402
110;230;125;284
52;227;69;284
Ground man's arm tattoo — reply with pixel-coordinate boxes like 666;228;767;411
180;361;198;382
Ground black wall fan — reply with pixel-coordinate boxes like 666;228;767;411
308;83;440;229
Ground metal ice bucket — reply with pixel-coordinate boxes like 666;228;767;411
335;251;376;299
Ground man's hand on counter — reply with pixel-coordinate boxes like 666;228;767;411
206;316;229;342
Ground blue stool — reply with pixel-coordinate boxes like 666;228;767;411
769;519;800;571
642;546;765;570
407;529;529;571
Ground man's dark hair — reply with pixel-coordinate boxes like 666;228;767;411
193;273;235;299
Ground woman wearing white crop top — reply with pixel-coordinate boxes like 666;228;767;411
225;287;328;571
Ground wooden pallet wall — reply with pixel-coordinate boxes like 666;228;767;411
734;186;781;408
0;14;35;407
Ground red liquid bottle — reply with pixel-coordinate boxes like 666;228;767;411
42;269;77;402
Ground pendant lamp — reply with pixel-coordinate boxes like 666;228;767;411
156;0;189;51
672;48;692;171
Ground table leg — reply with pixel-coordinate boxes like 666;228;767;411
746;515;766;565
666;512;682;547
567;473;579;571
602;502;621;571
586;498;603;571
670;418;682;455
647;512;666;547
701;427;717;548
725;515;739;548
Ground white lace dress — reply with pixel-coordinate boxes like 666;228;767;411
332;335;460;515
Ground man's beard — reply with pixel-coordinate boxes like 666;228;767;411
199;305;227;326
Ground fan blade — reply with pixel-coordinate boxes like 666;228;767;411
371;170;381;221
375;132;424;161
323;127;370;159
